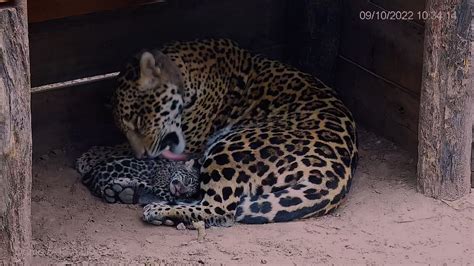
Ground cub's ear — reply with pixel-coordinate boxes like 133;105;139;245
138;51;161;91
184;159;195;170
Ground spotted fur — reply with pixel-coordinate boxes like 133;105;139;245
112;39;358;227
76;145;201;204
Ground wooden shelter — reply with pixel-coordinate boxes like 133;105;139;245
0;0;472;263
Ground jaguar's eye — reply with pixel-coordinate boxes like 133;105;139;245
136;116;145;134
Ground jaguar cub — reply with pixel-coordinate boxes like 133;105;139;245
76;144;201;205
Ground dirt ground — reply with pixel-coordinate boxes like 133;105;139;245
32;129;473;264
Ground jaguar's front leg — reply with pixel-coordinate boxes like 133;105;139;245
143;201;236;228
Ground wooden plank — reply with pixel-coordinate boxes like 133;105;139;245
370;0;425;25
339;0;425;98
0;1;32;264
29;0;287;87
28;0;163;23
335;57;419;154
32;80;124;158
284;0;342;86
417;0;472;200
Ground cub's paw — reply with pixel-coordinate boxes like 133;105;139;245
103;183;138;204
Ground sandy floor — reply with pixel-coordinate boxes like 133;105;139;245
32;129;473;264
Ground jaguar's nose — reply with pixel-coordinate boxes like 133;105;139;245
160;132;180;151
170;180;184;197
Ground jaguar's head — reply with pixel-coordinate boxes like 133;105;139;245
112;50;186;159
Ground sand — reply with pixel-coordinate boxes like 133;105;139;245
32;129;474;264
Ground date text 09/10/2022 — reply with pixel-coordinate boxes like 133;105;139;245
359;10;457;21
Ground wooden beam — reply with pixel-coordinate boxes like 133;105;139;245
0;0;32;263
417;0;472;200
29;0;288;87
28;0;164;23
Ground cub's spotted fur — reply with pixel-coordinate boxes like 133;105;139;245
112;39;358;227
76;145;200;204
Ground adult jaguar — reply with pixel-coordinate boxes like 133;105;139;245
112;39;358;227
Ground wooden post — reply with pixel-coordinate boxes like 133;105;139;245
417;0;473;200
471;142;474;188
0;0;32;263
471;12;474;188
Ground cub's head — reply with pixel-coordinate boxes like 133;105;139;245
169;159;200;198
112;51;185;159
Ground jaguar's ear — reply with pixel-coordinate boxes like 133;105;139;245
138;51;161;91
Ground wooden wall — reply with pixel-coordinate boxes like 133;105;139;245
30;0;347;157
31;81;123;157
30;0;290;156
29;0;288;87
30;0;430;157
284;0;342;86
335;0;425;153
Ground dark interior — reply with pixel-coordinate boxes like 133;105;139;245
30;0;425;157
